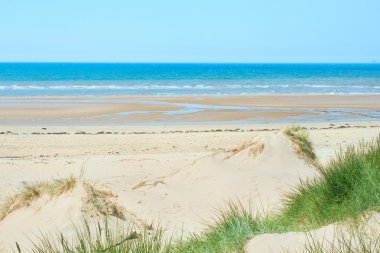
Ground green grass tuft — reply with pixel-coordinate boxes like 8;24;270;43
17;219;168;253
281;137;380;228
172;202;260;253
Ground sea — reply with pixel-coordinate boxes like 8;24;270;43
0;63;380;97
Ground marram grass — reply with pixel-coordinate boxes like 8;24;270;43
281;136;380;228
0;176;77;221
284;125;319;167
15;219;169;253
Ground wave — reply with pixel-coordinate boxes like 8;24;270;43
0;84;223;90
1;83;380;95
3;84;374;90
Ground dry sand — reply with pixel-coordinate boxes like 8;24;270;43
0;121;379;252
244;212;380;253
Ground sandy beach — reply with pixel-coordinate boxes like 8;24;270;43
0;95;379;252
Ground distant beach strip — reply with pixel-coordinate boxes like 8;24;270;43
0;95;379;125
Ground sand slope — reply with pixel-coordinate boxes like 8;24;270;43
0;182;133;252
0;185;87;252
244;212;380;253
107;132;318;236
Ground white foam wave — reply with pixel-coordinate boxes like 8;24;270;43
10;85;45;90
0;83;379;94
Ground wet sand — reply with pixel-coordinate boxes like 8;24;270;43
0;94;379;125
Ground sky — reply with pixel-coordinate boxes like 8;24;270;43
0;0;379;63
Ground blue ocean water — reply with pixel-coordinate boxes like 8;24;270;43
0;63;380;96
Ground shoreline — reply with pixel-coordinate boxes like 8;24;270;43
2;92;380;99
1;93;379;106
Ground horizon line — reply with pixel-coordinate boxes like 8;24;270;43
0;62;378;64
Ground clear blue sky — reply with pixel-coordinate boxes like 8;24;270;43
1;0;379;63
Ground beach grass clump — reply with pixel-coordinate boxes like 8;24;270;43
0;176;77;221
17;219;168;253
172;202;262;253
281;136;380;228
284;125;319;166
83;184;126;221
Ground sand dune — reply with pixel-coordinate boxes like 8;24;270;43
0;122;379;252
106;132;318;236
